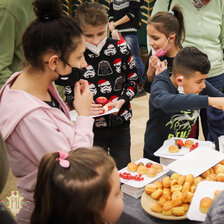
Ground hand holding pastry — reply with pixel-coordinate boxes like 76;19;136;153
110;99;125;115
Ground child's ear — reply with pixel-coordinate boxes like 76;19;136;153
169;34;176;43
176;75;184;86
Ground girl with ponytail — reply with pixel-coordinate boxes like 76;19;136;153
31;147;124;224
0;0;94;222
143;5;186;161
143;5;185;93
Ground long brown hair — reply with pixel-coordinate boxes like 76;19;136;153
22;0;83;70
148;5;185;48
31;147;116;224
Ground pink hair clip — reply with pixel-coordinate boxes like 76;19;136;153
57;151;70;168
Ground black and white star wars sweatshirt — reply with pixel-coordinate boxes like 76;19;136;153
65;38;139;128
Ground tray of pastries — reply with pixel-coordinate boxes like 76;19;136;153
119;158;169;188
141;173;202;220
154;137;214;159
141;159;224;220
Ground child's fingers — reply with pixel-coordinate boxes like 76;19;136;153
79;79;89;92
74;82;81;97
91;103;103;108
150;56;158;63
89;107;104;116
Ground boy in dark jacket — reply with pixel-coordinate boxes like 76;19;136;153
144;47;224;162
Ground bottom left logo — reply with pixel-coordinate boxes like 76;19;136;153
0;191;30;216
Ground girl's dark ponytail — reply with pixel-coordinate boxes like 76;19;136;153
172;6;185;48
22;0;83;70
33;0;62;20
148;5;185;48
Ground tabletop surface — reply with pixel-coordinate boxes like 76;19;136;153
117;193;203;224
117;140;222;224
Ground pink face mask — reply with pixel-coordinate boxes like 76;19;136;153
154;38;171;57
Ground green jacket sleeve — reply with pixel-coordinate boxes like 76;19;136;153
0;9;16;88
151;0;169;16
221;3;224;49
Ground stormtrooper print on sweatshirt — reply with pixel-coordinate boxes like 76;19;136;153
65;38;139;128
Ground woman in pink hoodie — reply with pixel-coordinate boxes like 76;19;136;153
0;0;94;223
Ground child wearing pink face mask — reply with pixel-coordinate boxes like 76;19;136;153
31;147;124;224
143;5;185;93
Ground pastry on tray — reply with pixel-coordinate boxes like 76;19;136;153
127;162;138;172
184;139;194;148
169;145;179;153
137;165;148;175
147;168;157;177
145;174;197;217
199;197;213;214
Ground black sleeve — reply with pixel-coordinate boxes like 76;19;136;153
108;1;114;22
150;71;209;113
127;0;141;20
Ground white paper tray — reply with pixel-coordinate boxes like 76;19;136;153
167;148;224;177
90;108;119;118
121;184;145;199
119;158;169;188
69;108;119;121
187;181;224;222
154;137;214;159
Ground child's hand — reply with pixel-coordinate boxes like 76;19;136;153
108;99;125;115
147;55;160;82
73;79;93;116
208;97;224;111
89;100;104;116
155;60;167;75
111;29;119;40
109;21;116;32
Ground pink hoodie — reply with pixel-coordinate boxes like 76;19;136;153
0;72;94;223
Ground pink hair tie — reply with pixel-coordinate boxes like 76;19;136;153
57;151;70;168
